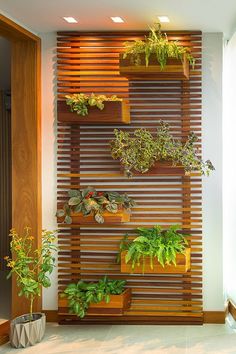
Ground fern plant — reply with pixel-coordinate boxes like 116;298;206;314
61;276;126;318
65;93;122;116
123;23;195;69
118;225;188;273
110;121;214;177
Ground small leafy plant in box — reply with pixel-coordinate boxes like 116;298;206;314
118;225;188;273
65;93;122;116
61;276;126;318
56;186;135;224
110;120;215;177
122;23;195;69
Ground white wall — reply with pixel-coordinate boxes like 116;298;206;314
41;32;224;311
202;33;224;310
41;32;58;310
223;31;236;305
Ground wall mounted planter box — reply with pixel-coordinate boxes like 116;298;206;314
57;100;130;124
58;288;132;317
120;248;191;274
58;210;131;225
120;53;189;80
121;161;186;177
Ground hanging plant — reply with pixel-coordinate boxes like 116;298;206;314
65;93;122;116
110;121;215;178
122;23;195;69
56;186;136;224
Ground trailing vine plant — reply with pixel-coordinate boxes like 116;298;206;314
56;186;135;224
110;121;215;177
65;93;122;116
122;23;195;69
117;225;188;273
61;276;126;318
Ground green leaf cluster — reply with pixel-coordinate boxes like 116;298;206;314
57;186;136;224
4;228;57;318
65;93;122;116
61;276;126;318
123;23;195;69
110;121;215;177
118;225;188;273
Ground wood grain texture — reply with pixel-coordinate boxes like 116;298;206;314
58;100;130;124
58;210;131;224
57;30;203;324
120;249;191;274
59;288;132;317
0;320;9;345
0;16;42;318
120;54;189;80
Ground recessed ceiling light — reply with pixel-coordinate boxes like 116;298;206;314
158;16;170;23
111;17;124;23
63;17;78;23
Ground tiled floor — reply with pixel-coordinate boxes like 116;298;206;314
1;320;236;354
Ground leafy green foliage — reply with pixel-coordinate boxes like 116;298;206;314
110;121;215;177
123;23;195;69
65;93;122;116
118;225;188;273
56;186;136;224
61;276;126;318
4;228;57;319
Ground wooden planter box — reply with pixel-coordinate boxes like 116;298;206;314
120;248;191;274
58;210;131;224
57;100;130;124
58;288;132;316
120;53;189;80
121;161;185;177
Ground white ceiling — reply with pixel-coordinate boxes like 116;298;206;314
1;0;236;38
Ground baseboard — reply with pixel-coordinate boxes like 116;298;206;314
203;311;226;324
43;310;58;322
43;310;226;324
228;299;236;321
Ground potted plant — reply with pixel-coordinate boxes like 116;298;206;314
59;276;131;318
4;228;57;348
110;120;215;178
58;93;130;124
56;186;136;224
120;23;195;80
118;225;190;274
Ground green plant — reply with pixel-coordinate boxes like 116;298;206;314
65;93;122;116
4;228;57;320
118;225;188;273
110;121;215;177
61;276;126;318
123;23;195;69
56;186;136;224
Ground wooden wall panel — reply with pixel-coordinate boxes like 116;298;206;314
57;31;203;324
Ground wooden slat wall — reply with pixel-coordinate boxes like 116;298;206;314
0;91;11;270
57;31;203;324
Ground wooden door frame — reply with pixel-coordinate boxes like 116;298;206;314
0;14;41;318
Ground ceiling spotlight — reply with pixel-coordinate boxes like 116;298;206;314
63;17;78;23
111;17;124;23
158;16;170;23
